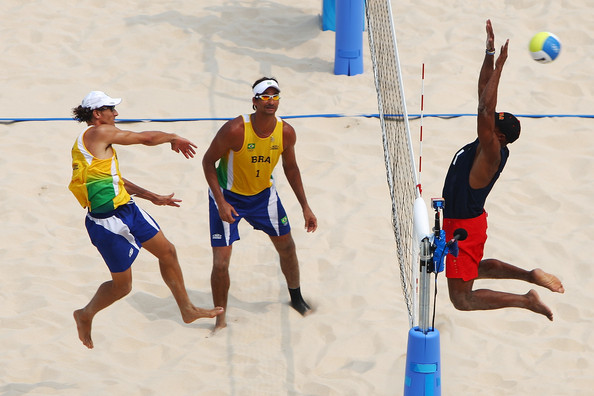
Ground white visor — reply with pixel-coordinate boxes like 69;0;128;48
253;80;280;96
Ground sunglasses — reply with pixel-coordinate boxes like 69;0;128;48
255;94;280;101
97;106;115;111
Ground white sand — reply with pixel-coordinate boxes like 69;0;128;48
1;1;592;395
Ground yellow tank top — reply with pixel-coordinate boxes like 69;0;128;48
216;114;284;196
68;128;131;213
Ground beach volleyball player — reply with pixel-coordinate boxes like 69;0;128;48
202;77;317;332
442;20;564;320
69;91;223;348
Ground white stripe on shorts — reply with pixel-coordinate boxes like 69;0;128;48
209;187;232;245
268;184;280;235
86;213;140;250
137;205;159;230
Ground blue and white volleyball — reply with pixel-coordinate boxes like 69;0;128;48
529;32;561;63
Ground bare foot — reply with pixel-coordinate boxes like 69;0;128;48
526;289;553;321
531;269;565;293
181;306;224;324
73;309;94;349
208;315;228;336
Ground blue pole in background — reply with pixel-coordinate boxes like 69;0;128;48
322;0;336;31
334;0;364;76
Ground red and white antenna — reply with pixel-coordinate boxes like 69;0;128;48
417;63;425;196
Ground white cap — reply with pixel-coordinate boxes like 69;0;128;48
81;91;122;110
253;79;280;96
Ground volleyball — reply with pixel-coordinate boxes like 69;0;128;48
529;32;561;63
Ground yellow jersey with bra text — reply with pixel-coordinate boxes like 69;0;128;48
68;127;131;213
216;114;284;196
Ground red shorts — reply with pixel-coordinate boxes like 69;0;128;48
443;211;488;281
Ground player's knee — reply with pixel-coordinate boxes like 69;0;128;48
122;283;133;297
159;240;177;261
212;247;232;272
273;235;296;256
212;259;229;274
113;281;132;299
449;292;472;311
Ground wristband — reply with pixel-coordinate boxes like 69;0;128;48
486;48;496;55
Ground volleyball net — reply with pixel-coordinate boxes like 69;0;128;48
365;0;420;328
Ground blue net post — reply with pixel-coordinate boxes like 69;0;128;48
321;0;336;31
333;0;364;76
404;327;442;395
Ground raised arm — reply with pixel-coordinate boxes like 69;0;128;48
471;37;509;189
477;38;509;146
478;19;496;98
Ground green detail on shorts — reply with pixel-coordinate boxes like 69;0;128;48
281;216;288;226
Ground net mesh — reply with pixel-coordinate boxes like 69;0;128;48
365;0;419;328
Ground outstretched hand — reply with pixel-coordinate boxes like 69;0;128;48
152;192;182;207
496;39;509;67
171;137;198;159
485;19;495;52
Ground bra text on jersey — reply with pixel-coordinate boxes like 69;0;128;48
251;156;271;163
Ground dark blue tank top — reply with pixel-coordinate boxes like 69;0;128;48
442;139;509;219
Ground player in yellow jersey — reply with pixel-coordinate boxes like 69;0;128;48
203;78;317;332
69;91;223;348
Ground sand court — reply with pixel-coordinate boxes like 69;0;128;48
0;1;593;395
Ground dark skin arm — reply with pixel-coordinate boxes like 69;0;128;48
280;121;317;232
201;116;244;223
478;19;496;97
470;20;509;189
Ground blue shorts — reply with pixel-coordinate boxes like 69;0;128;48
209;185;291;247
85;200;160;273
